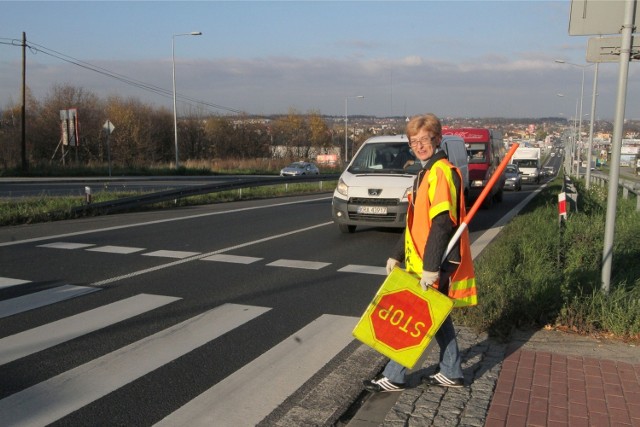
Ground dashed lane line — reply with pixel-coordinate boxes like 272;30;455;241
88;222;333;287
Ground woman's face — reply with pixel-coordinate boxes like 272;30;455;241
408;129;440;162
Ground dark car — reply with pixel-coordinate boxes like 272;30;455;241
279;161;320;176
504;164;522;191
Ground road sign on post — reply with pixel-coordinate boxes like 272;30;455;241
569;0;640;35
587;35;640;62
353;268;453;369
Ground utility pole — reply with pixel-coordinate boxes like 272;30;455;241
21;32;28;172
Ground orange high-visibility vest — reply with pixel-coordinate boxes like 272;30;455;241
405;159;477;308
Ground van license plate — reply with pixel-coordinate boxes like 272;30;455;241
357;206;388;215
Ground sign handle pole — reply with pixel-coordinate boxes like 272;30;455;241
441;143;520;263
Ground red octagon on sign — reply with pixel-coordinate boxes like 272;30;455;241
370;289;433;350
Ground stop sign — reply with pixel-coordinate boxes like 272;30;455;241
370;289;433;350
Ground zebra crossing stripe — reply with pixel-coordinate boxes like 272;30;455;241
0;303;270;427
338;264;387;275
0;285;99;319
0;277;30;290
154;314;358;427
0;294;181;366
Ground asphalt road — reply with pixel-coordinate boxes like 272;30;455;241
0;182;542;426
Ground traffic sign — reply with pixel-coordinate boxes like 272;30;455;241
103;120;115;134
370;289;433;350
353;268;453;369
569;0;640;36
587;35;640;62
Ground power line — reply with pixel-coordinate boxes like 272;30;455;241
2;36;246;115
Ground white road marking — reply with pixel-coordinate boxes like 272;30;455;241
338;264;387;275
0;285;99;319
89;222;332;287
37;242;95;250
85;245;146;254
154;314;358;427
0;294;181;365
0;303;271;427
0;196;332;247
267;259;331;270
200;254;263;264
142;250;201;259
0;277;31;289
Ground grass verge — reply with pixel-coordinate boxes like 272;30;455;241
0;181;336;226
455;176;640;343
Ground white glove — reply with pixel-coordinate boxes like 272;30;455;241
385;258;400;275
420;271;439;291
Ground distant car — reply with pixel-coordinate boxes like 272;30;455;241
504;164;522;191
543;166;555;178
279;161;320;176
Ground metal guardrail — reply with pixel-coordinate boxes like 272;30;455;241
584;171;640;211
69;174;340;216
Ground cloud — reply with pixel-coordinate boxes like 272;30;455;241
2;52;638;120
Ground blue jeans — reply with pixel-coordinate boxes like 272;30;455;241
382;314;462;384
381;263;463;384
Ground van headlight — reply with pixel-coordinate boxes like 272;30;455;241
336;179;349;197
401;186;412;202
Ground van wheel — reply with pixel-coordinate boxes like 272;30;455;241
339;224;356;233
495;188;503;203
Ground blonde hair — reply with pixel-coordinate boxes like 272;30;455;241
406;113;442;139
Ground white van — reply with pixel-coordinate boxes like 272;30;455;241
331;134;469;233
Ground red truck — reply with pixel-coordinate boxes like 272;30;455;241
442;127;506;208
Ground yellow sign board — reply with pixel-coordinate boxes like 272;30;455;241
353;268;454;369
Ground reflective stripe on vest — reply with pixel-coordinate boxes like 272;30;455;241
404;159;477;307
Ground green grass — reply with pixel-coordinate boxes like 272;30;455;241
0;181;336;226
455;176;640;343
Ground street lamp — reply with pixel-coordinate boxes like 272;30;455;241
344;95;364;163
555;60;596;179
172;31;202;169
556;93;578;174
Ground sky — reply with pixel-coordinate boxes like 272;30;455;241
1;0;638;120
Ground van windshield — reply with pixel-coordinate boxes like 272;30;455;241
513;159;538;168
348;142;419;174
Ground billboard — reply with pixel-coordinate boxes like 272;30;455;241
60;108;79;147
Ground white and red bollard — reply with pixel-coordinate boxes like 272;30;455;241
85;186;92;205
558;192;567;222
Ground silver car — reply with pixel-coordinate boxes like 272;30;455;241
504;164;522;191
279;161;320;176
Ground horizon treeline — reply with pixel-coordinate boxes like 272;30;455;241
0;84;389;171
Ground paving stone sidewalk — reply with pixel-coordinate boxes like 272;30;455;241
376;326;640;427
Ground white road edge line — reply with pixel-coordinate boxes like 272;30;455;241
0;196;332;247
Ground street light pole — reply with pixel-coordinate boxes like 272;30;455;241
585;63;599;189
344;95;364;163
555;60;596;178
172;31;202;169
